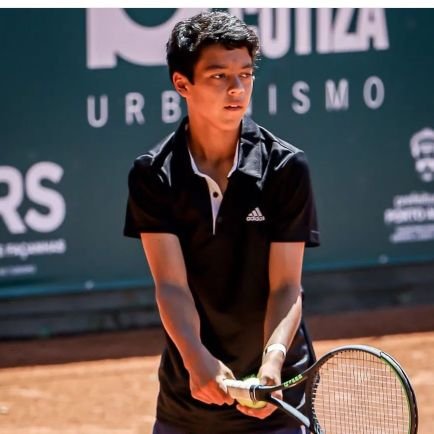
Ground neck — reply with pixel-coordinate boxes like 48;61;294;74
187;115;240;164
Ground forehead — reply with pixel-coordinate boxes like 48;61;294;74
195;44;252;70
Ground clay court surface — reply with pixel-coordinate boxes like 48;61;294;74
0;305;433;434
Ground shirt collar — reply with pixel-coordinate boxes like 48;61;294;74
237;116;263;179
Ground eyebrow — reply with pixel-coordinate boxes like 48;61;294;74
204;62;253;71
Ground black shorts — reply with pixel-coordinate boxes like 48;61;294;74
152;419;304;434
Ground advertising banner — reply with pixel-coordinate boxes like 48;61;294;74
1;8;434;298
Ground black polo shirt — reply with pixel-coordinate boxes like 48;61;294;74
124;116;320;433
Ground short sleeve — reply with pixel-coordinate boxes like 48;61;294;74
267;151;320;247
123;156;176;238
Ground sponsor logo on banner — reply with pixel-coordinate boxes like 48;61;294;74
85;8;390;128
0;162;67;279
410;128;434;183
384;128;434;244
86;8;389;68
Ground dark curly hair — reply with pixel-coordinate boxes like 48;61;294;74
166;11;260;84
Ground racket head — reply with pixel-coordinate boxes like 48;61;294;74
305;345;418;434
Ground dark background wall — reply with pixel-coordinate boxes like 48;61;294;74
1;8;434;337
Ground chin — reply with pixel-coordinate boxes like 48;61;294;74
219;113;245;129
217;119;243;132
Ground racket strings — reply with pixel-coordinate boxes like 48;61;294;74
310;350;410;434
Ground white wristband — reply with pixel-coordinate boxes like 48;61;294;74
263;343;287;358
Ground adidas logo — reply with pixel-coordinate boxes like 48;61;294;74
246;207;265;222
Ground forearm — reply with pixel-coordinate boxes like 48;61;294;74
262;285;303;366
156;283;209;370
156;282;234;405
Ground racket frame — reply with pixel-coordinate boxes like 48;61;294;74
226;344;418;434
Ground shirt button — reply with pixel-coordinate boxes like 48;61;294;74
213;192;219;198
217;217;223;223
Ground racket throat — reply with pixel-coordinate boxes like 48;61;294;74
267;396;312;431
250;385;269;402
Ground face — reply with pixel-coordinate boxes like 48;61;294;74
173;44;254;131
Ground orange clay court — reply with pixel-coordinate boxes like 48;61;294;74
0;305;433;434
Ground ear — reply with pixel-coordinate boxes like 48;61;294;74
172;72;191;98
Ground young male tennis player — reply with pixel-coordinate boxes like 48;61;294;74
124;11;320;434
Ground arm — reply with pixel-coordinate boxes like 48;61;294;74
263;241;304;363
236;241;305;419
140;232;234;406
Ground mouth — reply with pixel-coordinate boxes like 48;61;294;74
224;104;243;111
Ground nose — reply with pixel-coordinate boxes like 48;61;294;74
228;76;245;96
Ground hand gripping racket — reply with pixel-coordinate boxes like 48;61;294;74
224;345;418;434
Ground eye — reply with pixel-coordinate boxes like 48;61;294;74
240;72;254;79
211;73;225;79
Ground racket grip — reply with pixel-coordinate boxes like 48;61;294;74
223;379;254;401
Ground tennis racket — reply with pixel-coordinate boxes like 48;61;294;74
224;345;418;434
